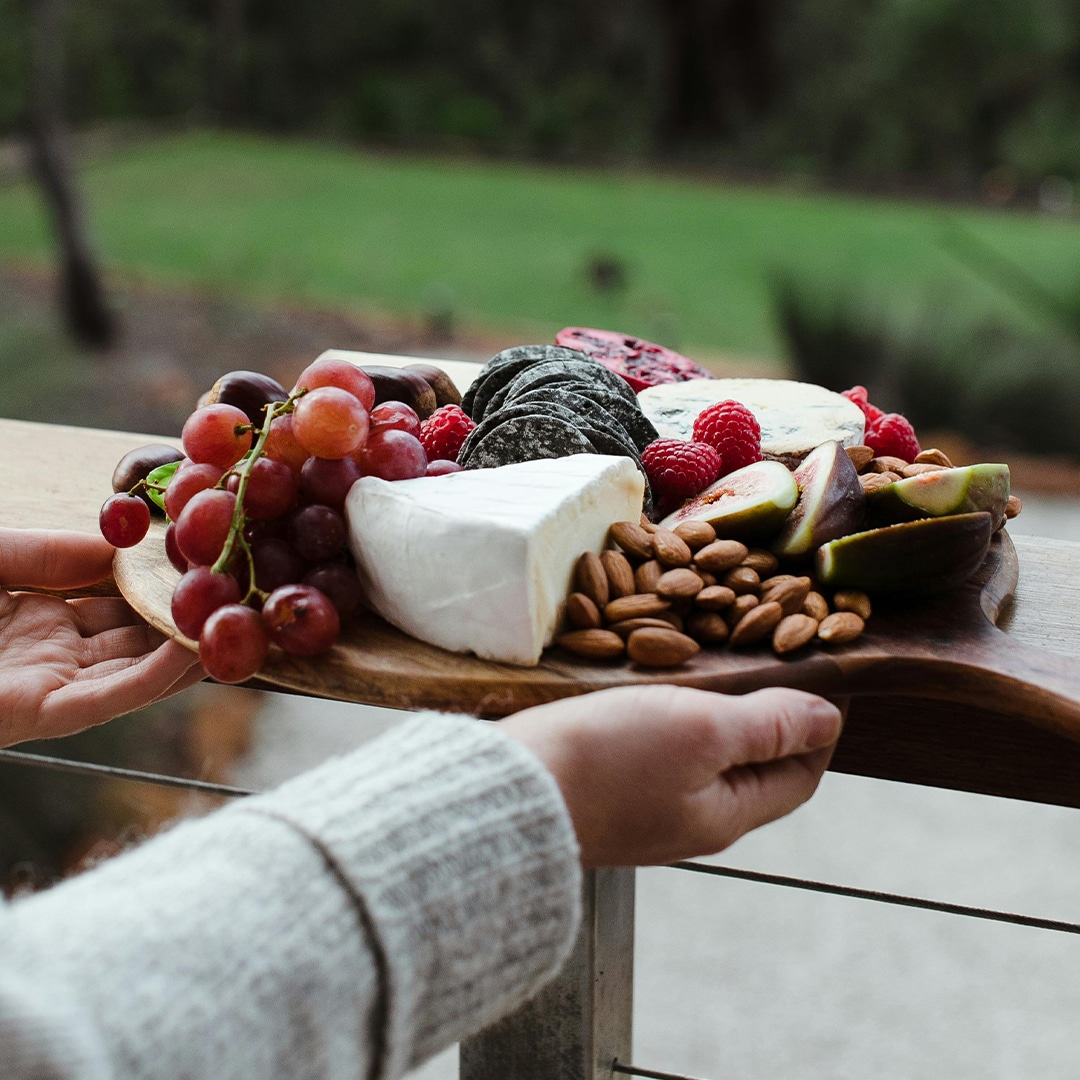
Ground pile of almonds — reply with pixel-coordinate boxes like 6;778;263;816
557;516;872;668
853;444;1023;522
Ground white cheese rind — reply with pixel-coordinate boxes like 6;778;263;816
638;378;865;456
345;454;645;666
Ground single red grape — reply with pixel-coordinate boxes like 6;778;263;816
249;538;307;593
227;456;299;520
263;413;310;475
369;400;421;438
299;455;361;512
303;562;364;621
200;604;269;683
294;358;376;411
292;386;369;459
354;429;427;481
164;462;225;521
262;583;340;656
182;403;253;469
171;566;242;639
164;521;188;573
425;459;463;477
287;504;347;562
174;488;238;566
99;493;151;548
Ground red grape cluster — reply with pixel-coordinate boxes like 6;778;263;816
100;358;447;684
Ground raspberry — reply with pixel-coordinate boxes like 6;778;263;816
642;439;723;514
419;404;476;463
841;385;885;425
865;412;921;462
691;400;762;475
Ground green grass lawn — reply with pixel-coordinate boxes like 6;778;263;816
3;130;1080;362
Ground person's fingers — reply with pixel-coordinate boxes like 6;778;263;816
68;596;145;637
705;687;843;772
711;744;836;841
0;529;116;590
37;641;204;738
80;623;168;666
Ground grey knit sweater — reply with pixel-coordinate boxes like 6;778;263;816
0;711;583;1079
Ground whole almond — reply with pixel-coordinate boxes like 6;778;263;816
833;589;872;620
818;611;865;644
634;559;664;593
879;471;902;483
870;455;909;473
601;549;636;598
759;573;797;591
566;592;602;629
901;462;945;477
685;610;730;644
725;593;760;627
845;445;875;471
608;616;679;639
802;590;829;622
627;627;700;667
915;447;953;467
574;552;609;608
730;600;784;647
605;593;672;623
695;584;737;611
610;520;654;561
1006;494;1022;519
639;513;659;533
772;613;819;655
721;566;761;594
672;519;717;550
694;539;749;573
556;628;626;660
860;472;893;493
653;609;685;633
742;549;780;576
652;527;693;567
655;567;705;599
697;571;718;587
762;575;812;616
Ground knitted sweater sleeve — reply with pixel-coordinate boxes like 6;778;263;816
0;711;582;1080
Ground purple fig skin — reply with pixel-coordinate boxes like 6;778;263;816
772;440;865;558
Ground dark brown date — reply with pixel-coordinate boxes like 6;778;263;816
202;370;289;426
112;443;185;511
361;365;437;419
404;362;462;408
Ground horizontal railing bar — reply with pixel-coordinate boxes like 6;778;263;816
672;860;1080;935
0;749;257;799
613;1061;711;1080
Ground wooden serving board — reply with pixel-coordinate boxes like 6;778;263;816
113;525;1080;739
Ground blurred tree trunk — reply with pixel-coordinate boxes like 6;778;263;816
655;0;777;144
212;0;245;123
26;0;115;349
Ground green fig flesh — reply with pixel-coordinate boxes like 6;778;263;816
659;460;798;538
815;512;993;594
867;464;1010;530
772;440;865;557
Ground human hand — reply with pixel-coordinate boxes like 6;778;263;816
0;528;205;747
499;685;843;868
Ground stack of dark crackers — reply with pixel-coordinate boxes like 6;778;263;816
459;345;658;514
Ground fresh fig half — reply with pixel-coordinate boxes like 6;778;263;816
815;512;993;594
772;440;865;558
555;327;713;393
866;464;1011;531
659;459;798;538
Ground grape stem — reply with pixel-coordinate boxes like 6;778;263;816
211;394;303;599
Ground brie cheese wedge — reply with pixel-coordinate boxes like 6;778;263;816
345;454;644;666
638;377;866;460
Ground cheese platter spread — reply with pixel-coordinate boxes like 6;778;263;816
105;328;1080;735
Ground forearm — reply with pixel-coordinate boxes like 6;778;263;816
0;711;582;1080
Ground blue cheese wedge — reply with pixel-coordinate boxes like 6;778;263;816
638;378;866;459
345;454;644;666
